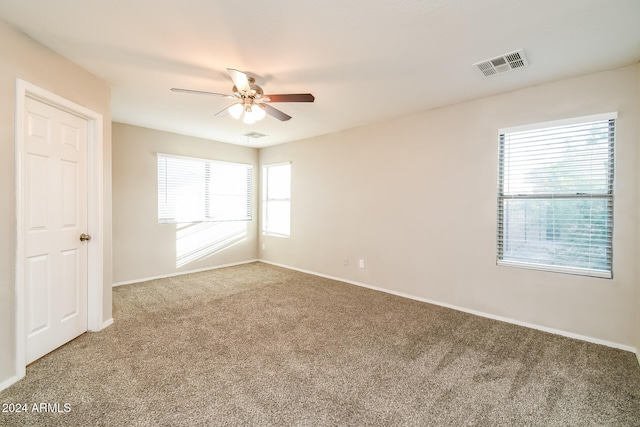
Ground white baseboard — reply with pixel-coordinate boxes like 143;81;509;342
0;373;24;393
259;260;637;354
100;318;114;330
88;317;113;333
112;259;259;287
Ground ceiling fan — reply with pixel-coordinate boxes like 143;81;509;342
171;68;315;124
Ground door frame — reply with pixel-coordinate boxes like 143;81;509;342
14;79;105;378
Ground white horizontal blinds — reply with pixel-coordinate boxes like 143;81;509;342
158;153;252;223
158;155;206;223
263;163;291;236
208;161;252;221
497;115;615;278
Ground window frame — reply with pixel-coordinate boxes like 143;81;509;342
157;153;252;224
496;113;616;279
262;162;291;237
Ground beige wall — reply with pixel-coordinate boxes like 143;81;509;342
260;64;640;349
0;21;112;387
112;123;259;284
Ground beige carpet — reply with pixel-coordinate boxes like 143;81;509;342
1;262;639;426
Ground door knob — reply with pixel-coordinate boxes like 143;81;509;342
79;233;91;242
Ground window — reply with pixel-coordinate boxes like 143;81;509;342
262;162;291;237
497;113;615;278
157;153;252;223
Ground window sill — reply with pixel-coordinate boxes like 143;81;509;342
262;232;290;238
497;260;612;279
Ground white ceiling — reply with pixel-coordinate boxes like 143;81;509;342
1;0;639;147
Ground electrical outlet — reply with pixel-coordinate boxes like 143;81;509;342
359;259;365;268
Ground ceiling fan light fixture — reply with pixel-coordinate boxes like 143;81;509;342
228;103;243;119
242;107;257;124
240;104;266;124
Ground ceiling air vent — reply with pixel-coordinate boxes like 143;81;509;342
473;49;529;77
243;132;267;139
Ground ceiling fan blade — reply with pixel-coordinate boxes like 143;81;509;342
264;94;315;103
170;88;229;97
227;68;251;94
263;104;292;121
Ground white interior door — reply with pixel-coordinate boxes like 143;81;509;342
24;96;89;364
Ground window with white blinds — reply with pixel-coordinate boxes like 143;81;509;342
157;153;252;223
497;113;615;278
262;162;291;237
